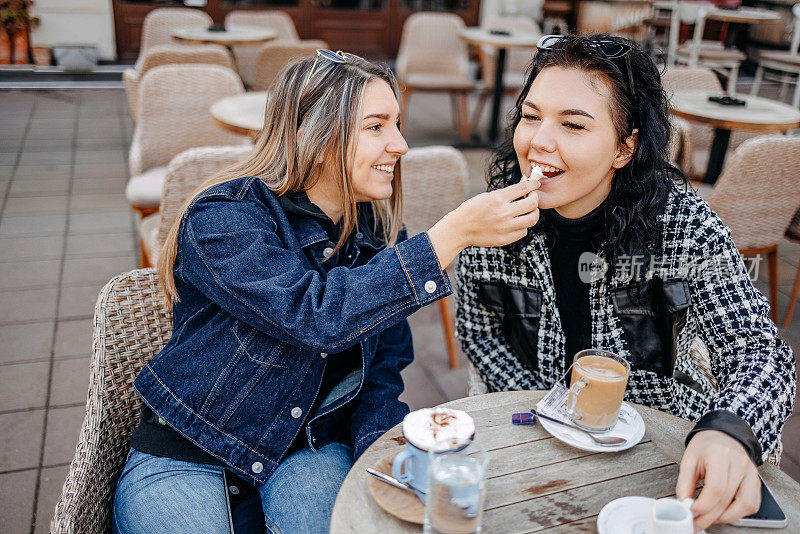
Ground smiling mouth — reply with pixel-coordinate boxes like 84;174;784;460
530;161;565;179
372;164;395;175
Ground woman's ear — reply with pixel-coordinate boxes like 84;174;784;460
612;129;638;169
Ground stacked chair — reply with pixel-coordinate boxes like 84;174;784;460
125;64;251;222
138;145;252;268
750;4;800;108
401;146;469;369
395;13;477;142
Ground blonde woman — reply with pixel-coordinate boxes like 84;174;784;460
112;50;540;534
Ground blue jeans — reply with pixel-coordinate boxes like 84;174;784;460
112;444;354;534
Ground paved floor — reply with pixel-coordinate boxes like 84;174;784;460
0;87;798;534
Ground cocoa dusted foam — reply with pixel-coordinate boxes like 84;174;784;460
401;408;475;452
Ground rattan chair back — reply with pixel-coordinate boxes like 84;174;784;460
50;269;172;534
135;7;212;70
395;12;471;82
400;146;469;238
709;135;800;249
252;41;327;91
129;64;248;177
225;10;300;87
125;44;234;122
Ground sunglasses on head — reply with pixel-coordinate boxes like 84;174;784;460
536;35;637;111
304;49;363;87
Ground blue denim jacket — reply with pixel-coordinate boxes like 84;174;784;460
133;176;452;482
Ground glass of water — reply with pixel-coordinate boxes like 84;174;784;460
423;441;489;534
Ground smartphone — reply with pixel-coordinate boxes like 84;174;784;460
733;478;787;528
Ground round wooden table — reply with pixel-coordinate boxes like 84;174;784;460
669;90;800;184
459;28;541;144
210;91;267;138
330;390;800;533
171;24;278;48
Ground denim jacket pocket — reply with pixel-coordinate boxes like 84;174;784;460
611;278;691;378
478;281;542;373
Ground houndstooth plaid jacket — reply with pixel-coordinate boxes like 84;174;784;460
455;186;795;462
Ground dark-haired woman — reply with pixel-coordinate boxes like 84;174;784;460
456;34;795;531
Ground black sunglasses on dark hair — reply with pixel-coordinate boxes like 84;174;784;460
536;34;637;110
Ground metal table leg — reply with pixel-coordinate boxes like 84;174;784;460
488;47;507;144
703;128;732;184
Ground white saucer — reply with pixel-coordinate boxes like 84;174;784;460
536;402;645;452
597;496;654;534
598;497;705;534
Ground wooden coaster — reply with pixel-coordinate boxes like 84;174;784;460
367;451;425;525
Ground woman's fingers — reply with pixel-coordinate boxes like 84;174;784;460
716;469;761;524
509;191;539;217
676;444;701;501
502;176;540;201
692;458;734;530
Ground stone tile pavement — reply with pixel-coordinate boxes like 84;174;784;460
0;88;798;533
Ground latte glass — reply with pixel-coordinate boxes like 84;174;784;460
566;349;630;432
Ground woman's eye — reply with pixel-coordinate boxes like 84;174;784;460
522;114;540;122
367;123;382;131
564;122;585;130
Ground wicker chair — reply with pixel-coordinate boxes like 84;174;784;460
751;4;800;109
783;208;800;328
707;135;800;324
123;44;235;124
471;16;541;134
252;40;328;92
139;145;253;268
50;269;172;534
134;7;212;71
402;146;468;369
224;10;300;88
126;64;251;220
395;13;477;142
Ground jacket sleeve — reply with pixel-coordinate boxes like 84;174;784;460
178;194;451;353
688;211;796;463
454;246;534;391
349;319;414;458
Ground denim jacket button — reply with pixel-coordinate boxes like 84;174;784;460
323;247;334;258
320;352;328;359
356;232;364;239
424;280;437;294
229;485;239;495
251;462;263;474
291;406;303;418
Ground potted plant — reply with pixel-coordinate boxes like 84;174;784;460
0;0;40;64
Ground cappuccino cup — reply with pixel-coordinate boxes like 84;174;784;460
567;349;630;432
391;408;475;494
646;497;695;534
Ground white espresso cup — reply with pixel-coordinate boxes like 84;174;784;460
646;497;695;534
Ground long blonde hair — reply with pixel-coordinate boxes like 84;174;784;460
158;54;404;307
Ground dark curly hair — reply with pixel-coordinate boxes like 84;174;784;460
488;33;686;275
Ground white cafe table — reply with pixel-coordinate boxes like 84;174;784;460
210;91;268;138
668;89;800;183
171;24;277;48
330;390;800;533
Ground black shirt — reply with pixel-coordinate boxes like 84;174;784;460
130;191;362;465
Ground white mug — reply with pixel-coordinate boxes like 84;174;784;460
646;497;695;534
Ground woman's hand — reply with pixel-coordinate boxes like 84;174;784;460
676;430;761;532
427;178;541;268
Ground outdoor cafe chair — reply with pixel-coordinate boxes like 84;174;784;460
252;40;328;92
126;64;251;220
750;4;800;109
708;134;800;325
139;145;253;268
123;44;235;125
395;12;477;142
401;146;469;369
50;269;172;534
225;10;300;88
134;7;212;71
668;1;746;92
783;208;800;328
